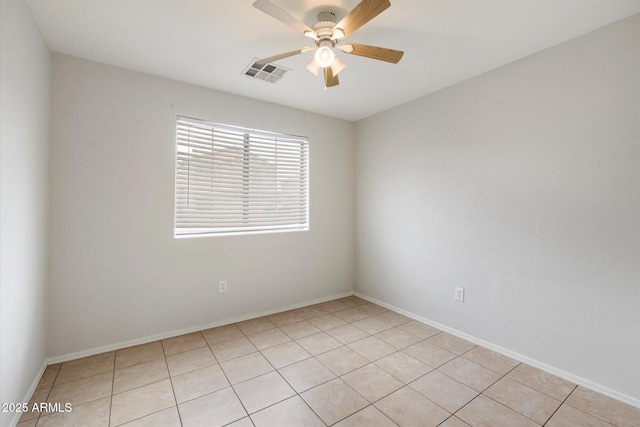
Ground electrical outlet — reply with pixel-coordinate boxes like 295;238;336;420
219;280;228;293
454;287;464;302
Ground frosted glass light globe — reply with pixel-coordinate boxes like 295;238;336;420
314;46;335;68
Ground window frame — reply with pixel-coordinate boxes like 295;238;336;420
174;116;309;238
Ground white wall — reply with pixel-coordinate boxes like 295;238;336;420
0;0;51;425
48;54;355;358
355;14;639;401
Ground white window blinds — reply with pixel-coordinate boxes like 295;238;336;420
175;116;309;237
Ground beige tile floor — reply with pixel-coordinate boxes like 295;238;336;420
19;296;639;427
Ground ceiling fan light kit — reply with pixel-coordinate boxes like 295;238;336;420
305;58;321;76
330;56;347;76
253;0;404;88
314;44;335;68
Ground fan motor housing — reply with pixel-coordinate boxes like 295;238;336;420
317;11;336;23
313;12;337;42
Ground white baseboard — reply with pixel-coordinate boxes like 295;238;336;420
8;360;47;427
354;292;640;409
47;291;354;365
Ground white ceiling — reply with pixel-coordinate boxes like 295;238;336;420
26;0;639;121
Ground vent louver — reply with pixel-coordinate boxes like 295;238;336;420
243;59;289;83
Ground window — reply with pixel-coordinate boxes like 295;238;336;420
175;116;309;237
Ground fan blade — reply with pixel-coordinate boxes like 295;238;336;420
340;43;403;63
334;0;391;38
256;48;313;66
253;0;317;38
324;67;340;87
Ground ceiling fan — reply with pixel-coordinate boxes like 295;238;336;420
253;0;404;88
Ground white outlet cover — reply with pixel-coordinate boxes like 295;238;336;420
455;287;464;302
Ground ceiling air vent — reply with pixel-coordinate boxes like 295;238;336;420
243;59;289;84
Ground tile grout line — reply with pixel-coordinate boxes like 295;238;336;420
35;361;116;425
201;328;253;425
273;305;439;425
246;305;444;425
33;363;62;424
312;320;441;425
217;354;253;422
108;353;115;427
145;338;244;422
219;317;270;424
541;384;580;426
504;366;576;403
482;365;568;426
448;361;527;425
161;336;185;427
558;386;624;426
247;305;351;426
235;308;359;425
